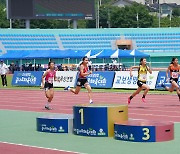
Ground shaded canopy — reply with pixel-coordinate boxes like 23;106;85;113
0;49;149;59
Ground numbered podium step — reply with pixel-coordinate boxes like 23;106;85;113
114;120;174;142
36;114;73;133
73;104;128;137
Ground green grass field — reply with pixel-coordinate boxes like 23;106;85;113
0;110;179;154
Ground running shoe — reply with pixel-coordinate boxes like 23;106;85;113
64;86;70;91
89;100;93;104
142;98;146;103
128;97;131;104
45;106;52;110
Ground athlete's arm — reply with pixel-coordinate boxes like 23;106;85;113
41;70;49;88
130;66;139;77
80;65;91;77
147;66;152;74
166;65;171;79
54;72;59;82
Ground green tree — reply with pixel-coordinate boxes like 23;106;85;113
110;3;153;28
172;8;180;17
0;2;9;28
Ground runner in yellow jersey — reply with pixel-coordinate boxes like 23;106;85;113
128;58;152;104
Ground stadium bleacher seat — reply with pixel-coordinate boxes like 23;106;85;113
0;28;179;52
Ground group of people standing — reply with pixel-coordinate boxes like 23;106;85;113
41;56;180;110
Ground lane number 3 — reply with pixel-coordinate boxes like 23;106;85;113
142;128;150;140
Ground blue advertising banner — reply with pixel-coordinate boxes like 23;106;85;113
36;118;68;133
12;71;43;86
114;124;156;142
87;71;115;88
73;106;108;137
155;71;180;89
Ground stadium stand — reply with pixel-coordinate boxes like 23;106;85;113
0;28;179;53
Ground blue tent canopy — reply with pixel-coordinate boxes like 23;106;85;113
126;49;149;57
0;50;29;59
0;49;89;59
96;49;149;58
0;49;149;60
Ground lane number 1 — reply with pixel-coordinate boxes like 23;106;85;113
79;108;84;125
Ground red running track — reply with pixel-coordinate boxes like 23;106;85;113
0;89;180;153
0;142;78;154
0;89;180;122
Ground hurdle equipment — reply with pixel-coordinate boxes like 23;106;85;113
36;114;73;133
73;104;128;137
114;119;174;142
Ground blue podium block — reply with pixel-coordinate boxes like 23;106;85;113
114;120;174;142
36;114;73;133
73;104;128;137
114;124;156;142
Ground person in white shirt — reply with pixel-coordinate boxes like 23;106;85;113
0;60;8;87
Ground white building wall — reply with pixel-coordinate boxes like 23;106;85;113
160;0;180;5
130;0;180;5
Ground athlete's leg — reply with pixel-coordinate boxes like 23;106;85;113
141;84;150;102
128;87;142;104
171;81;180;101
48;88;54;102
70;86;81;94
84;83;93;103
141;84;150;97
45;89;53;109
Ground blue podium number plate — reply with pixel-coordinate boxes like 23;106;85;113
114;125;156;142
73;106;108;136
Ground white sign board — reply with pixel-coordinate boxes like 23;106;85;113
113;71;159;89
53;71;78;87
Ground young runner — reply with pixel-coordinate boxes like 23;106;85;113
64;56;93;104
160;57;180;101
41;61;59;110
128;58;152;104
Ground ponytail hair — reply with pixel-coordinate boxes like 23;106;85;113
139;58;145;66
80;56;88;65
48;61;55;69
170;57;177;64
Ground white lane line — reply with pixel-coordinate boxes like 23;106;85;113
0;141;84;154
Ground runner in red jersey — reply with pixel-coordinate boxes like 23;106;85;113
64;56;93;104
41;61;59;110
160;57;180;101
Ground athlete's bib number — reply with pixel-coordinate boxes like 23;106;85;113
140;74;147;81
48;77;53;84
172;72;178;78
142;128;150;140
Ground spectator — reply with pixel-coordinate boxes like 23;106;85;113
0;60;9;87
37;64;43;71
57;64;64;71
28;63;33;71
15;61;20;71
64;66;69;71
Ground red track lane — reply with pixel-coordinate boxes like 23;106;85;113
0;142;78;154
0;89;180;122
1;89;180;153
